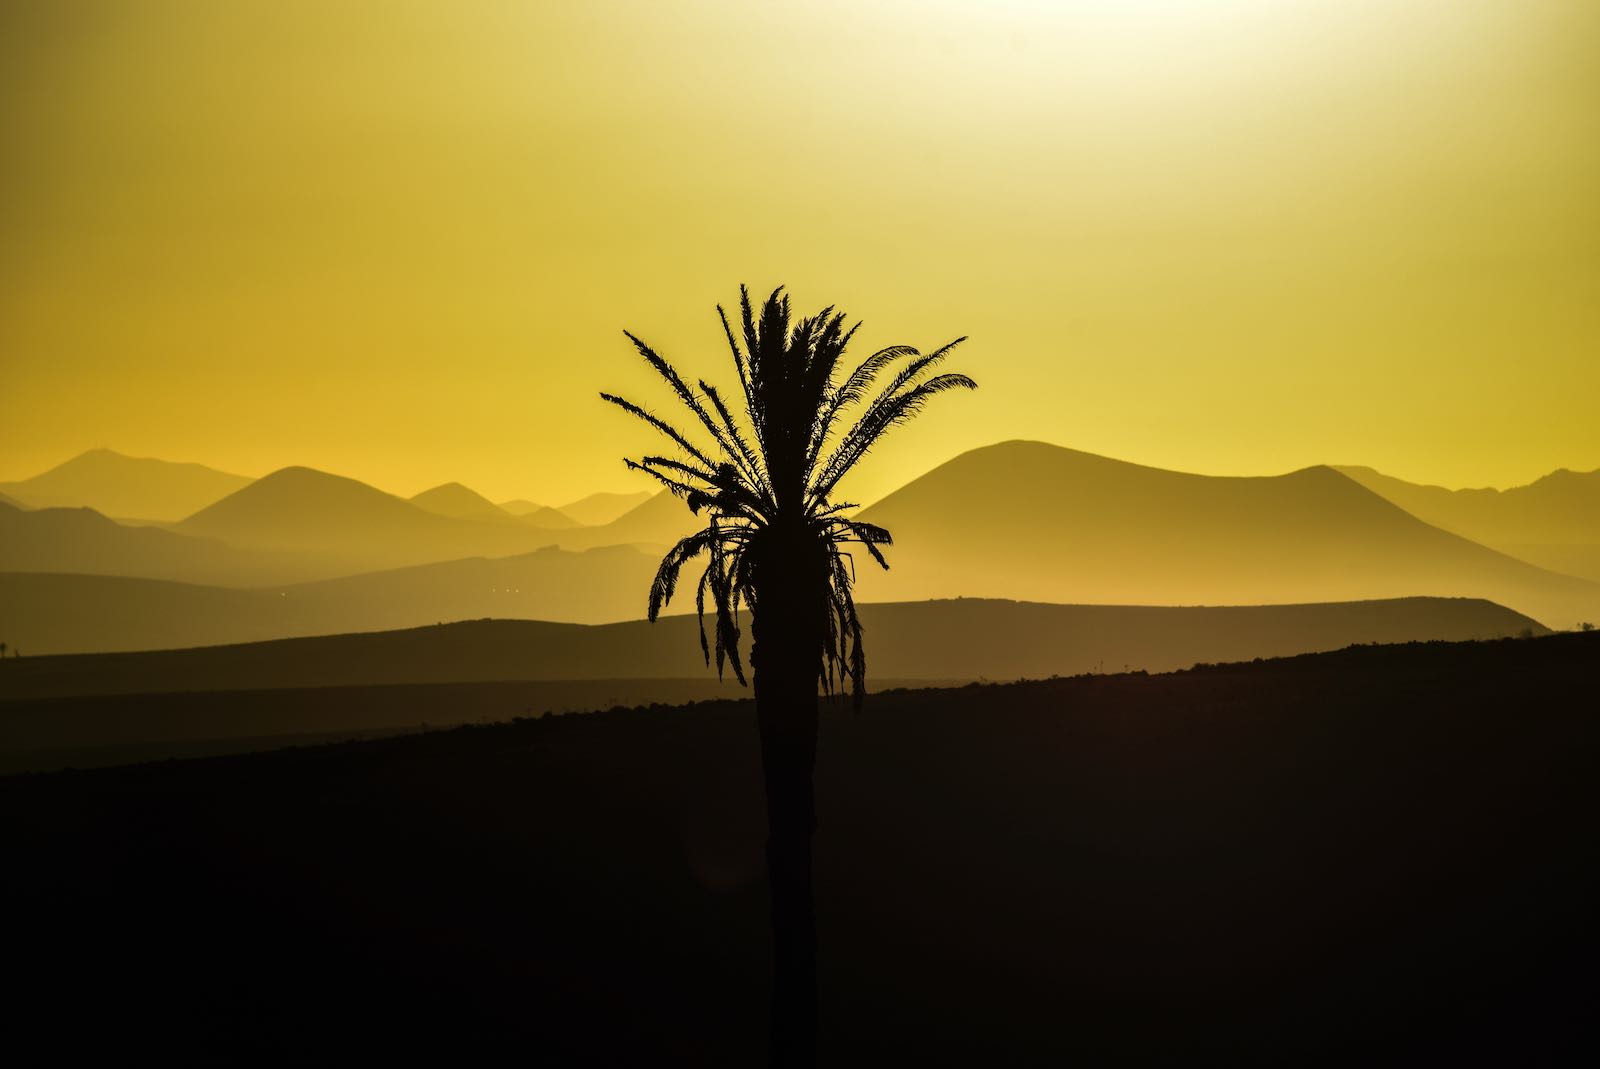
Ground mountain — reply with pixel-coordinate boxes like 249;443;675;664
853;441;1600;629
0;500;318;586
557;490;654;527
0;448;251;520
409;482;511;520
177;466;575;572
551;490;701;550
1337;465;1600;582
1;473;703;594
0;491;24;509
519;506;583;529
498;499;547;515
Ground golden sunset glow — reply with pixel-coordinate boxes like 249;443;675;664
3;0;1597;502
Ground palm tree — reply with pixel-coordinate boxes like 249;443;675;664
602;285;974;1065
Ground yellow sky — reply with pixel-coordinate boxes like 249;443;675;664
2;0;1597;504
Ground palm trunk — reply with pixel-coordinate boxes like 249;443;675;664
751;559;822;1068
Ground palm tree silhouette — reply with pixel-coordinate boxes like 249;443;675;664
602;285;974;1065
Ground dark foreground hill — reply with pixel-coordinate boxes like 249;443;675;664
2;634;1595;1064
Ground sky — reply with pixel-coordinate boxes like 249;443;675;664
2;0;1597;504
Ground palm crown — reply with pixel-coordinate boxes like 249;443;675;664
601;285;975;705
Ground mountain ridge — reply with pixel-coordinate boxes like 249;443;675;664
409;482;512;520
0;593;1547;694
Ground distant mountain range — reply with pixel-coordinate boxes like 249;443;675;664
0;479;694;590
854;442;1600;629
491;493;652;527
2;443;1595;638
1;448;657;530
175;467;688;576
0;500;320;586
0;541;663;653
0;448;251;521
410;482;516;520
1336;465;1600;582
556;490;654;526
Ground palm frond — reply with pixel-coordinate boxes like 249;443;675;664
600;393;718;471
622;331;769;493
700;380;773;509
649;528;716;622
809;369;977;507
622;458;702;500
806;344;916;474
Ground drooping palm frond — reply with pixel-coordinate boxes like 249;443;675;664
602;285;975;708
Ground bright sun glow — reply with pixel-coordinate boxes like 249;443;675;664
1;0;1595;500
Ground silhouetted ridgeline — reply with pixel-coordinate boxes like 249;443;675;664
2;633;1593;1063
0;598;1550;774
0;597;1544;698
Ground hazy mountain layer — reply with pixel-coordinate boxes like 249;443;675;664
0;484;699;596
544;489;701;550
854;442;1600;629
6;443;1596;627
1337;464;1600;581
0;594;1543;692
0;502;323;587
409;481;512;520
518;505;583;528
0;448;250;521
0;543;660;654
178;466;588;570
557;490;654;526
